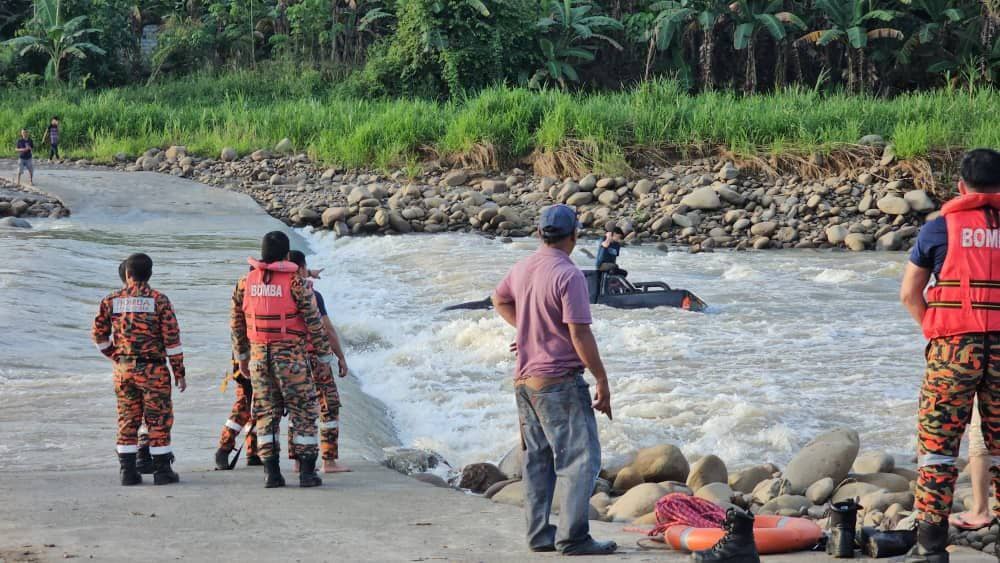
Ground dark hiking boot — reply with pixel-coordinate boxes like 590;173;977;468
136;446;154;474
214;448;232;470
264;456;285;488
861;528;916;558
826;499;861;558
246;454;263;466
691;508;760;562
902;520;949;563
298;455;322;488
119;453;142;486
152;453;180;485
562;539;617;556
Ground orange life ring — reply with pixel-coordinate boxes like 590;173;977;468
664;515;823;555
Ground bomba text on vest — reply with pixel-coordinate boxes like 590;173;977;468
249;284;283;297
961;228;1000;249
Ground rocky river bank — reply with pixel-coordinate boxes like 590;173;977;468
107;141;941;252
0;175;71;228
384;428;994;555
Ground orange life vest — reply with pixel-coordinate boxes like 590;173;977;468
922;192;1000;339
242;258;307;343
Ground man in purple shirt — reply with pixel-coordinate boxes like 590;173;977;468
493;204;616;556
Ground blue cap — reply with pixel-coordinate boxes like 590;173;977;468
539;204;580;237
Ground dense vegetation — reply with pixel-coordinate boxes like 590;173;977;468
2;0;1000;96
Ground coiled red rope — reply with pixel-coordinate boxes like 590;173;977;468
648;493;727;536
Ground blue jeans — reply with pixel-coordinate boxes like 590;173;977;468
516;375;602;553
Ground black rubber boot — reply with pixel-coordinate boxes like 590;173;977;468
264;456;285;488
862;529;916;558
152;453;180;485
902;520;950;563
246;454;263;466
136;446;154;474
119;453;142;486
691;508;760;562
214;448;232;470
826;499;861;558
299;455;322;488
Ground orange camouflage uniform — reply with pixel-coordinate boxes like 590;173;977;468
218;360;258;456
92;282;185;454
231;272;332;459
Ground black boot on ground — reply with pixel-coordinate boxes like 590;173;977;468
264;456;285;488
118;453;142;486
136;446;154;474
152;453;180;485
299;455;322;488
214;448;232;470
246;454;263;466
826;499;861;558
902;520;950;563
691;508;760;562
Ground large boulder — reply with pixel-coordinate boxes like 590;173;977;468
759;495;811;516
322;207;348;228
606;483;667;522
831;481;883;504
852;473;911;493
859;490;915;513
483;478;518;500
728;465;773;494
274;137;294;154
806;477;835;505
459;463;506;493
164;145;186;161
853;451;895;474
680;187;722;210
877;195;911;216
695;482;735;507
566;192;594;206
632;444;689;483
220;147;238;162
751;478;789;505
443;170;468;187
687;455;728;492
613;466;644;493
497;445;524;480
492;480;526;507
904;190;935;212
590;492;613;521
0;217;31;229
783;429;860;494
750;221;778;237
826;225;849;244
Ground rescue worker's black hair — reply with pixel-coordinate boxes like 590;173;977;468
261;231;290;263
960;149;1000;193
125;253;153;282
118;260;126;283
287;250;307;268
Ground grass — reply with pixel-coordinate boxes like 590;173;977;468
2;68;998;174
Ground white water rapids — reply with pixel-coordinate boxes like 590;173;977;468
0;169;928;473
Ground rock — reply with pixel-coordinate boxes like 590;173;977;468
443;170;468;187
687;455;728;492
651;216;672;234
831;481;883;504
729;465;774;494
633;179;655;196
11;200;29;216
374;208;391;228
826;225;849;244
753;237;771;250
775;226;798;243
681;187;722;210
806;477;835;505
251;149;271;161
845;233;868;251
348;186;371;205
859;134;886;147
579;174;597;191
854;451;895;474
904;190;935;212
660;482;694;496
613;466;644;493
632;444;690;483
296;207;319;225
877;195;911;216
322;207;348;228
383;447;452;476
859;191;874;212
750;222;777;237
590;492;613;521
269;173;286;185
606;483;667;522
783;428;860;494
876;231;902;251
596;178;615;190
881;144;896;166
751;478;789;505
858;173;875;186
388;212;413;233
859;490;915;513
0;217;31;229
481;180;508;194
333;221;350;237
164;145;186;161
760;495;811;516
412;473;451;488
695;482;735;507
718;162;740;181
458;463;506;493
852;473;911;493
483;478;519;499
492;480;526;507
114;152;130;163
892;467;918;482
274;137;293;154
598;191;619;205
566;192;594;206
672;213;693;229
498;446;524;480
321;168;337;181
632;511;658;526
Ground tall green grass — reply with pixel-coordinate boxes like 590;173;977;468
2;69;997;169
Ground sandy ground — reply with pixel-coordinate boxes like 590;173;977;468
0;163;994;562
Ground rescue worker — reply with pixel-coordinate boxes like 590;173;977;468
213;357;261;469
286;250;350;474
116;260;155;475
900;148;1000;562
93;253;186;486
230;231;335;488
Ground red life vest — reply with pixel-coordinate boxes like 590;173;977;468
922;192;1000;339
242;258;308;343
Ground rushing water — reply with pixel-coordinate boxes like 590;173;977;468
0;169;929;474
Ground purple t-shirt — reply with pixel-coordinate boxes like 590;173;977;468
494;246;592;379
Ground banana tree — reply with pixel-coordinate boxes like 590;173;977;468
530;0;624;89
730;0;805;91
896;0;966;66
691;0;733;90
798;0;902;92
641;0;695;81
2;0;106;82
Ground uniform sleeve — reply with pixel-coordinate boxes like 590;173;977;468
92;296;114;358
158;294;186;379
314;291;328;318
909;217;947;271
293;275;333;358
562;271;593;325
231;278;250;361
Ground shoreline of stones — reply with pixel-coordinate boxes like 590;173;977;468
383;429;994;555
0;176;71;229
105;140;939;252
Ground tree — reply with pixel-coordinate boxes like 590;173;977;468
798;0;902;92
730;0;805;91
639;0;695;81
530;0;624;89
3;0;105;82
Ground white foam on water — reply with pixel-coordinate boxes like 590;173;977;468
721;264;762;281
814;268;860;284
